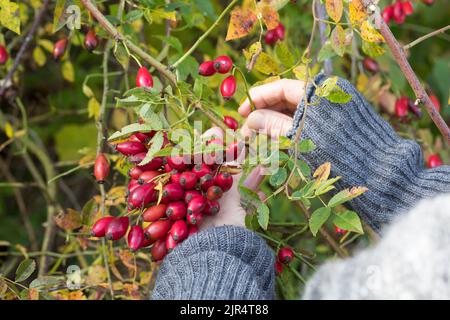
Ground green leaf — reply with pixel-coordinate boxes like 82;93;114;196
330;25;346;56
114;42;130;70
298;139;316;153
362;41;385;57
269;167;287;187
194;0;217;19
139;131;164;166
174;55;198;81
275;41;295;68
139;104;163;130
15;259;36;282
124;9;143;22
290;190;303;200
108;123;154;141
257;203;270;230
29;276;62;290
328;186;368;207
155;35;183;53
245;214;260;231
115;95;143;107
333;210;363;234
317;43;335;62
309;207;331;236
326;88;352;103
0;0;21;34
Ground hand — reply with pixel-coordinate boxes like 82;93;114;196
238;79;304;139
200;127;264;230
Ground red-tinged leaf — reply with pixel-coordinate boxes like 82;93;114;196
326;0;343;23
226;7;258;41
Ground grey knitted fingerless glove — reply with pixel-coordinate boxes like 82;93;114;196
287;74;450;232
151;225;275;300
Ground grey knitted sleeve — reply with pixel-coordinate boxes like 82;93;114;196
303;194;450;299
287;74;450;232
151;225;275;300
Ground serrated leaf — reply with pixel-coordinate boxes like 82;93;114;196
333;210;363;234
15;259;36;282
309;207;331;236
330;25;346;56
251;52;280;75
325;0;343;23
315;176;340;196
155;35;182;53
33;46;46;67
362;41;385;57
317;43;335;62
61;60;74;82
360;20;384;43
115;95;142;107
298;139;316;153
326;87;352;103
328;186;368;207
258;4;279;30
0;0;21;34
139;131;164;166
108;123;154;141
275;41;295;68
125;9;143;22
175;55;198;81
257;203;270;230
54;208;82;231
269;167;287;187
139;104;163;130
313;162;331;185
226;7;257;41
87;97;100;120
349;0;367;25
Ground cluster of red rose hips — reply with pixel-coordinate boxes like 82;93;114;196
264;23;285;46
198;55;236;100
395;94;441;119
274;246;294;275
91;113;241;261
382;0;414;24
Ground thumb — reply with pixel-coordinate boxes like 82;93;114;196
245;109;293;138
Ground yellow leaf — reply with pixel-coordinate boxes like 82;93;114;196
257;4;279;30
313;162;331;184
293;64;308;81
37;39;54;52
4;121;14;138
325;0;343;23
61;60;75;82
155;180;163;205
330;25;346;56
0;0;21;34
226;7;257;41
33;46;46;67
356;73;369;93
82;84;94;98
349;0;367;25
54;209;82;231
86;265;107;286
360;20;384;43
87;97;100;120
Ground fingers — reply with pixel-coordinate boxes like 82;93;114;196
242;109;293;139
238;79;305;117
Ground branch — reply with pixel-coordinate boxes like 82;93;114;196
171;0;239;68
0;0;50;98
403;25;450;50
80;0;177;87
363;2;450;144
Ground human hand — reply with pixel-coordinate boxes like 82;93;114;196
238;79;304;139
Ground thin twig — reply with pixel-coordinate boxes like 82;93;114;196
0;0;50;98
80;0;177;87
403;25;450;50
171;0;239;68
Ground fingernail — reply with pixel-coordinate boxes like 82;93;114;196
247;112;265;130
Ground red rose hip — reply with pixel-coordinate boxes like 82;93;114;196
105;216;129;240
169;220;188;242
127;226;145;252
186;211;204;225
91;216;115;237
214;172;233;191
224;116;238;131
145;219;173;240
151;238;167;261
53;38;68;60
142;204;167;222
187;195;206;215
198;61;216;76
192;163;211;179
278;247;294;264
0;45;8;65
84;29;99;52
165;234;178;252
184;190;201;203
203;200;220;216
94;153;110;183
161;183;185;202
179;171;198;189
115;141;147;156
220;75;237;100
213;55;233;74
166;201;187;220
427;154;443;168
395;97;409;118
136;66;154;88
206;185;223;201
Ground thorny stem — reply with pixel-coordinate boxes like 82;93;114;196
171;0;239;68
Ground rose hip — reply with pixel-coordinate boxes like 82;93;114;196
220;75;237;100
53;38;68;60
427;154;443;168
214;172;233;191
188;225;199;236
186;211;204;225
187;195;206;215
151;238;167;261
145;219;173;240
142;204;167;222
128;183;157;209
116;141;147;156
169;220;188;242
198;61;216;76
278;247;294;264
171;172;182;185
204;200;220;216
167;155;189;171
179;171;198;189
127;226;145;252
165;234;178;252
192;163;211;179
395;97;409;118
166;201;187;220
128;167;143;180
213;55;233;74
161;183;185;202
206;185;223;201
127;179;140;194
223;116;239;131
275;261;283;275
275;23;285;40
136;66;154;88
91;216;115;237
138;170;160;184
94;153;110;183
84;29;99;52
264;29;278;45
105;216;129;240
0;45;8;65
138;157;164;171
184;190;202;203
200;174;214;191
